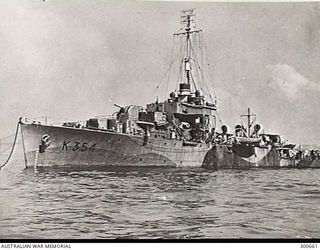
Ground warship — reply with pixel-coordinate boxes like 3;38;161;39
19;9;320;169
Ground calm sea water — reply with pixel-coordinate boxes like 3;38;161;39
0;145;320;239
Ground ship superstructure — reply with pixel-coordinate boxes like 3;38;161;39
111;9;218;146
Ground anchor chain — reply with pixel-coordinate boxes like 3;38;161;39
0;121;20;170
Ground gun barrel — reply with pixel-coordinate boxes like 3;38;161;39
114;104;123;109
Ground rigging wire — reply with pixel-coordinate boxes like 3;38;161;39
189;39;203;93
165;36;180;95
193;32;203;91
192;57;202;92
152;36;181;99
202;34;217;98
190;72;198;92
176;36;186;87
190;33;224;127
200;32;204;91
189;41;213;102
164;38;175;96
152;36;174;98
165;36;176;88
202;35;224;127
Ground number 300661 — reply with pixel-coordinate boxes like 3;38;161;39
301;244;317;249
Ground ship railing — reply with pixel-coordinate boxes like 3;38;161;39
22;115;114;124
21;116;117;131
22;117;67;125
21;117;51;125
21;116;88;128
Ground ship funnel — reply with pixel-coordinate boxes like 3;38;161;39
179;83;191;95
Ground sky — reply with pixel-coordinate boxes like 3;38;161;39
0;0;320;144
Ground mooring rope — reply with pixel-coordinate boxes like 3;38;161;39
0;121;20;170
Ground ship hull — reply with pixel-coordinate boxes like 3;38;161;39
21;123;210;168
20;123;320;169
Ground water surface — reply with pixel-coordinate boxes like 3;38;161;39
0;148;319;239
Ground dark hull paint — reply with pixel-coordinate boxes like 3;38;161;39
20;123;320;169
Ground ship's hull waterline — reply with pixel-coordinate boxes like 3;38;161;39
20;123;320;169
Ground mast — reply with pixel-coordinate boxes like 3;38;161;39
185;12;191;85
241;108;256;137
247;108;251;137
174;9;202;90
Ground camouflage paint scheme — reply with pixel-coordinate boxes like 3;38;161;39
20;123;320;169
